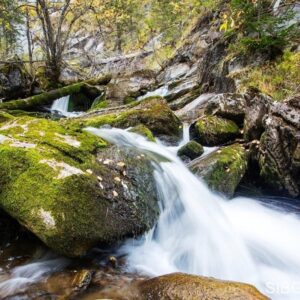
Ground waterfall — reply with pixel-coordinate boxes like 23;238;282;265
88;127;300;300
51;95;70;116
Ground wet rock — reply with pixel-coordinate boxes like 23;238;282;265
258;96;300;197
205;93;247;125
189;144;248;198
132;273;268;300
178;141;204;162
46;269;93;298
0;116;159;257
190;115;240;146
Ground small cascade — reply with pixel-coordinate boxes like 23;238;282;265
51;95;84;118
88;127;300;300
51;95;70;115
138;85;169;101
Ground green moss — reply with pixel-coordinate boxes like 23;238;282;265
124;96;136;105
0;116;107;165
90;100;109;110
129;125;156;142
178;141;204;160
193;115;240;146
190;144;248;197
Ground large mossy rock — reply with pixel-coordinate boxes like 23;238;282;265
190;115;240;146
132;273;268;300
258;96;300;197
189;144;248;198
71;97;182;141
0;115;159;257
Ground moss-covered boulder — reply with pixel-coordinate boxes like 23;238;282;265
178;141;204;161
190;115;240;146
69;97;182;141
131;273;268;300
129;125;155;142
0;116;159;257
188;144;248;198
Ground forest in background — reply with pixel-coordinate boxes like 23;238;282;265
0;0;299;98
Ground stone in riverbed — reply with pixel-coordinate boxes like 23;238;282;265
190;115;240;146
0;116;159;257
178;141;204;162
131;273;268;300
189;144;248;198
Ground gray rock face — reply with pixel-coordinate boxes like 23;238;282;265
205;93;246;124
259;96;300;197
0;61;32;100
243;93;271;141
106;70;156;104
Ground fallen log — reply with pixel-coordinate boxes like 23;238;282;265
0;81;106;111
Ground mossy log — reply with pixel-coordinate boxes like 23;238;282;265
0;82;103;111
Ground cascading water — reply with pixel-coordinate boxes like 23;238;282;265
51;95;70;116
87;127;300;300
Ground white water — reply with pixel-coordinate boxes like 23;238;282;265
88;127;300;300
51;95;70;115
